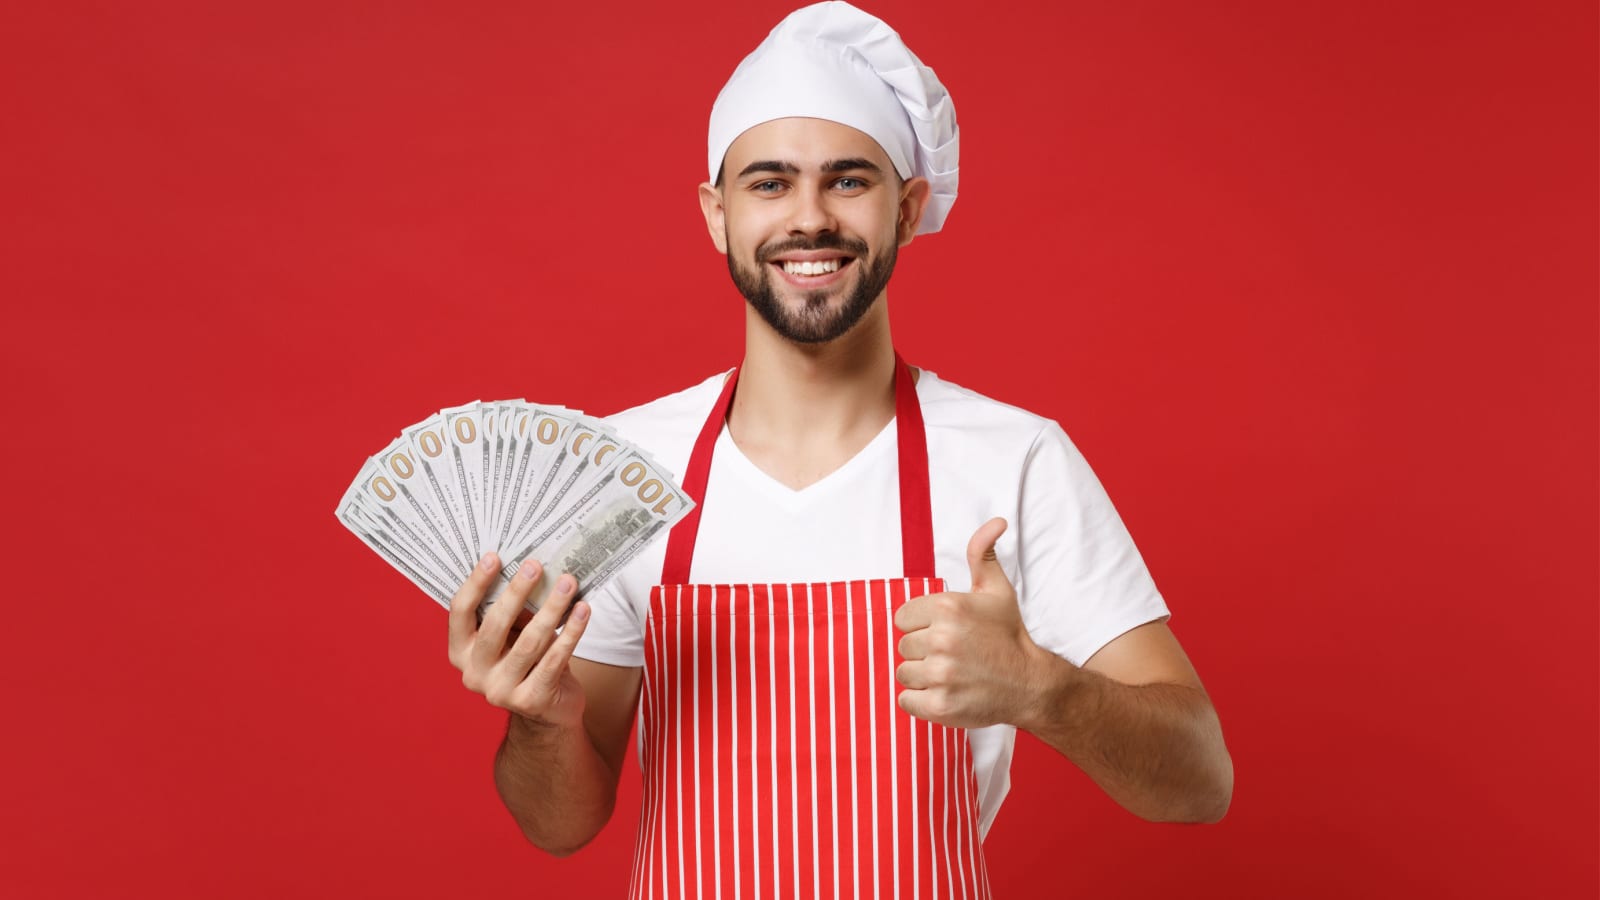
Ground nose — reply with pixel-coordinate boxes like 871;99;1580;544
785;182;837;237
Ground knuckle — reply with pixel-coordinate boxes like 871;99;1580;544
452;577;484;604
484;683;515;709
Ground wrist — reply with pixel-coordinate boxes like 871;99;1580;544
1015;643;1086;734
505;711;574;747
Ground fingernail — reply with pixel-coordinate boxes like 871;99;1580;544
572;602;590;621
517;560;538;580
479;552;496;571
558;574;575;594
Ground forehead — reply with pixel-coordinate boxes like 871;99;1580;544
723;117;894;175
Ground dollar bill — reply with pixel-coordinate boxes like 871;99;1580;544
496;451;694;612
441;401;490;556
402;414;476;575
336;486;454;606
498;405;578;554
345;460;463;590
337;400;692;615
370;437;472;580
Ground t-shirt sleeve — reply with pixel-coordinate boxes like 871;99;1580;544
1015;422;1171;667
571;562;649;668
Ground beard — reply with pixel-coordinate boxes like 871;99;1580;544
727;232;898;345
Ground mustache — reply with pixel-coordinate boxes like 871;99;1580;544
756;234;869;262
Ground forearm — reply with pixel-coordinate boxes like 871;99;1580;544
1019;651;1233;823
493;713;620;856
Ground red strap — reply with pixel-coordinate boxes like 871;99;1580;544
893;352;936;579
658;366;739;585
659;354;936;584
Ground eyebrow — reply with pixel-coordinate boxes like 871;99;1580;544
737;160;800;178
821;158;883;175
736;157;886;179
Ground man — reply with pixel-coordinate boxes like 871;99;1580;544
448;1;1232;893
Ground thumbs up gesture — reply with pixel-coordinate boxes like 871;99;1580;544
893;517;1066;729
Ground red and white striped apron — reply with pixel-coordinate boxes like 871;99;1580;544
630;356;992;900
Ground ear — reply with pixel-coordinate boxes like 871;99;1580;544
896;175;932;247
698;181;729;254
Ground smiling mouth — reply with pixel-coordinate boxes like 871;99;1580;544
774;257;854;277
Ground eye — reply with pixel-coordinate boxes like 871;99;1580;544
751;180;785;194
834;177;866;191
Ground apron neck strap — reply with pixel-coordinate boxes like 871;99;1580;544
659;352;936;584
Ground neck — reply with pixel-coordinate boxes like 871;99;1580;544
731;297;897;447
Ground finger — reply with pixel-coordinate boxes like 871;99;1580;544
500;572;578;676
966;517;1010;594
525;599;591;693
893;594;933;633
897;687;935;723
472;558;542;671
448;552;500;661
896;685;940;720
897;630;928;661
528;571;579;631
895;659;933;690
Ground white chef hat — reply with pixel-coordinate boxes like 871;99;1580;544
707;1;959;235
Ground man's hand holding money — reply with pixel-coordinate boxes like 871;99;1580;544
449;552;592;729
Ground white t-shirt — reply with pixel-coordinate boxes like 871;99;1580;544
577;368;1171;836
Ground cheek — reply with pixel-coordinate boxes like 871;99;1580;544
721;212;768;259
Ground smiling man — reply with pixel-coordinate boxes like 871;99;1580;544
445;2;1232;894
715;122;903;345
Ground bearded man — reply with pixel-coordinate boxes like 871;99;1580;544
446;3;1233;894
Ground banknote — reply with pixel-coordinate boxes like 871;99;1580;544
497;451;693;611
336;400;693;614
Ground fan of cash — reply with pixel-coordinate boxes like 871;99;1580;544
335;401;694;613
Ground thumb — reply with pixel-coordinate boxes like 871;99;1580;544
966;517;1010;594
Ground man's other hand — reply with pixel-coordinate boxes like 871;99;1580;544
892;517;1063;729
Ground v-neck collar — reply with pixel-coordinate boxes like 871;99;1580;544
711;413;900;511
708;368;938;511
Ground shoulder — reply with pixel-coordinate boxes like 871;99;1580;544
599;370;731;478
918;369;1069;457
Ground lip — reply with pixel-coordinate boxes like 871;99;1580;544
769;249;854;263
771;257;854;289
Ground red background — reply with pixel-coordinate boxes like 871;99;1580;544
2;1;1595;897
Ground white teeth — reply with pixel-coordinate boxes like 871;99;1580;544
782;258;843;276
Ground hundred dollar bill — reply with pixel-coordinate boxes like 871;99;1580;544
441;401;491;556
495;403;575;554
371;437;472;580
485;401;518;552
403;413;477;569
338;398;690;617
336;486;454;606
344;459;463;590
495;452;695;612
503;415;620;554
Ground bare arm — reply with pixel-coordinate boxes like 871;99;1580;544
492;659;640;855
895;519;1233;824
449;553;642;856
1020;621;1232;823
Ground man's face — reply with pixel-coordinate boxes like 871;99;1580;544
702;118;925;344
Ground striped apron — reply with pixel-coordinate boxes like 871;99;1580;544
629;356;993;900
